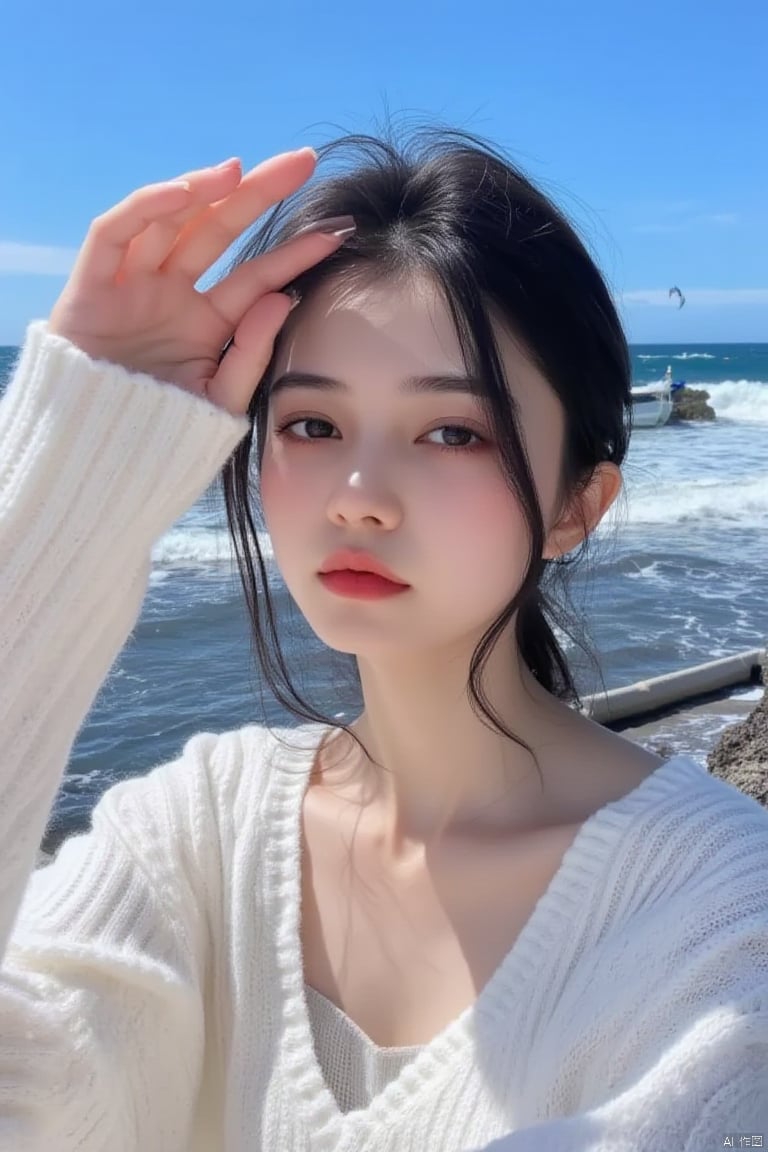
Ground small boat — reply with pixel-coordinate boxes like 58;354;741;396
631;366;674;429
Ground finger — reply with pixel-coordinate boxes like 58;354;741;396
207;292;293;415
205;224;353;326
166;148;318;280
74;180;195;286
123;159;244;274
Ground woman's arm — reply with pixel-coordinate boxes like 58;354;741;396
473;820;768;1151
0;150;349;1147
475;1003;768;1151
0;322;249;960
0;327;247;1149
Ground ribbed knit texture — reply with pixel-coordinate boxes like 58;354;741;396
305;982;421;1113
1;323;767;1152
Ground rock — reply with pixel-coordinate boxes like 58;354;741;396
669;387;716;423
708;653;768;807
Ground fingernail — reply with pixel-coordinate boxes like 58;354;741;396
215;157;241;169
295;215;356;240
329;223;356;241
296;146;319;161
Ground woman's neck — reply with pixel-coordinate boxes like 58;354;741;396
320;639;569;851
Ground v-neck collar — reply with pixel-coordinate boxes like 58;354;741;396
262;722;704;1151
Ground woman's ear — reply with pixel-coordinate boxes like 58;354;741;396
543;463;622;560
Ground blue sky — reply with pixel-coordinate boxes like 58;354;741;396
1;0;765;346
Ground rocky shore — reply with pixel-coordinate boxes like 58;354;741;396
670;386;716;423
708;652;768;807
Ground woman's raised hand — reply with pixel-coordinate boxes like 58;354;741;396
48;149;348;415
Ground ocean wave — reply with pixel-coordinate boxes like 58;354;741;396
617;473;768;526
731;686;765;704
151;527;275;569
624;559;662;580
706;380;768;424
638;352;717;362
151;529;233;567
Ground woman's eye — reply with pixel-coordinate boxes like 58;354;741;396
277;417;338;440
423;425;483;449
274;419;486;451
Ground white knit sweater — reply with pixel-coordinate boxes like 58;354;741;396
1;323;767;1152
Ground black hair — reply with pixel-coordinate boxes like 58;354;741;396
220;127;631;765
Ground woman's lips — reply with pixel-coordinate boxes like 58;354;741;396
317;570;411;600
318;549;409;587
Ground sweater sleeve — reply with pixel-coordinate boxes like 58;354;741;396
474;808;768;1151
0;322;250;1148
1;732;225;1152
476;990;768;1150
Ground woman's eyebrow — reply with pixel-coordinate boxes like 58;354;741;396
269;371;486;397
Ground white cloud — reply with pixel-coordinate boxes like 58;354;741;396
621;288;768;308
0;241;78;276
630;210;738;234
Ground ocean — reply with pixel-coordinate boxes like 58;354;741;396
1;341;767;844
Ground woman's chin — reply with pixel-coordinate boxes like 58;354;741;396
308;621;412;658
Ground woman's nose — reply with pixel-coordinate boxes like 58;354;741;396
325;466;403;530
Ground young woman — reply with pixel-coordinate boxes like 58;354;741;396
1;133;766;1152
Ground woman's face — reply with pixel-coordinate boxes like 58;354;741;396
259;274;567;661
